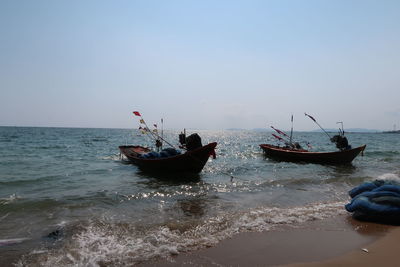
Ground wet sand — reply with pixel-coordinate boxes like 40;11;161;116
145;214;395;266
289;226;400;267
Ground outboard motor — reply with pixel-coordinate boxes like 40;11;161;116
185;133;202;151
331;135;351;151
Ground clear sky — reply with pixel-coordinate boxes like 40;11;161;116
1;0;399;131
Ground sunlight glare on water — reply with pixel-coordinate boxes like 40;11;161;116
0;127;399;265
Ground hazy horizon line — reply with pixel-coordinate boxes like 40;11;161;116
0;124;386;133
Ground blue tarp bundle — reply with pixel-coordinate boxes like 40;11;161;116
138;148;181;159
345;180;400;224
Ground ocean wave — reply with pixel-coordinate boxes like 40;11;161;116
0;237;31;247
366;150;400;157
19;201;345;266
91;138;109;142
1;198;63;213
0;193;21;205
35;145;68;150
0;175;58;186
377;172;400;183
100;154;121;161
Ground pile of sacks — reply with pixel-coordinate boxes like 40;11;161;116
345;180;400;224
138;148;181;159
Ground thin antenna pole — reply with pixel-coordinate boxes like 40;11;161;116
336;121;344;136
161;118;164;150
305;113;331;139
140;115;176;148
289;114;294;144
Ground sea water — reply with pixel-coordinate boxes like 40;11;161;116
0;126;399;265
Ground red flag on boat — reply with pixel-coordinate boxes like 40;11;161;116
133;111;141;116
272;134;283;141
209;148;216;159
305;113;316;122
271;126;289;137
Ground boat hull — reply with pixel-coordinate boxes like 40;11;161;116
119;142;217;173
259;144;366;165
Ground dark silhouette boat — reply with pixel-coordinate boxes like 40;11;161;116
119;142;217;173
259;144;366;165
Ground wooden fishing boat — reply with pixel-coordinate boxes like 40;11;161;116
259;144;366;165
119;142;217;173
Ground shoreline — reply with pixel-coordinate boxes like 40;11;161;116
144;214;394;266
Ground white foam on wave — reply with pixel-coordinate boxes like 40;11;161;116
0;193;21;205
23;200;347;266
100;154;121;161
377;173;400;183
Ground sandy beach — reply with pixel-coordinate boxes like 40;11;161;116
290;225;400;267
145;214;396;266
